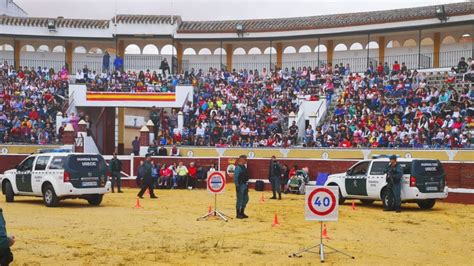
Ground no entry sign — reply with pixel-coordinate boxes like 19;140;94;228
305;186;339;221
207;171;226;194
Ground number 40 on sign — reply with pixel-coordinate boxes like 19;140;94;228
305;186;339;221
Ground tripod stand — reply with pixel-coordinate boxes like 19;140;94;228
289;221;355;262
197;194;232;222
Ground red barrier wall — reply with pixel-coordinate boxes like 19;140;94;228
1;155;473;189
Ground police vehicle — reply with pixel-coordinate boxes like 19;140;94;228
324;157;448;209
1;150;111;207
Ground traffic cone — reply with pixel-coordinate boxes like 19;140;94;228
208;205;212;214
352;200;356;210
322;224;330;239
260;193;266;203
134;197;142;209
272;213;280;227
146;188;150;196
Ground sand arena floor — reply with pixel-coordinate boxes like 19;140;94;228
1;187;473;265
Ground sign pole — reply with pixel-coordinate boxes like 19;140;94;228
197;171;231;222
289;186;355;261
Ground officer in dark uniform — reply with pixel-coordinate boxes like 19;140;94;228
234;155;249;219
268;155;282;200
109;152;123;193
384;155;403;212
137;154;157;199
0;208;14;266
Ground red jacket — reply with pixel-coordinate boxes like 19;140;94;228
188;166;198;178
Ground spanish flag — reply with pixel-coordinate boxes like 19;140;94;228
86;92;176;102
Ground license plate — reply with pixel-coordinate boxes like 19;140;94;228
426;186;438;191
82;181;97;187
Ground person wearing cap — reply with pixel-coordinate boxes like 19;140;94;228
234;155;250;219
137;154;157;199
0;208;14;265
384;155;403;212
268;155;282;200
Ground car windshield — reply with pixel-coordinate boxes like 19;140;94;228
413;160;444;176
67;155;105;172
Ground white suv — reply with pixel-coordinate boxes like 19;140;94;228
324;158;448;209
1;152;111;207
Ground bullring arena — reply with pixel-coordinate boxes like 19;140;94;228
0;0;473;265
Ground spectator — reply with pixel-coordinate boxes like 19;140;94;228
102;51;110;72
158;163;172;189
157;145;167;156
170;144;180;156
457;57;468;73
132;136;140;156
187;162;198;189
176;161;188;189
159;58;170;76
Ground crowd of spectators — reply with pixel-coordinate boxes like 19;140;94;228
0;61;70;144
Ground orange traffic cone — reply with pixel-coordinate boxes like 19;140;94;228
352;200;356;210
322;224;330;239
146;188;150;196
134;197;142;209
272;213;280;227
208;205;212;214
260;193;266;203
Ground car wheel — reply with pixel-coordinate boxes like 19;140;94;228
87;194;103;206
417;199;436;210
382;188;394;210
4;181;14;203
327;183;345;205
360;199;375;206
43;184;60;207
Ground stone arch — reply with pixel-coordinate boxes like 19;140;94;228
73;46;87;54
37;45;50;52
20;44;35;52
283;46;296;54
233;47;246;55
420;38;434;46
213;47;226;55
88;47;103;54
52;45;65;53
248;47;262;55
314;44;327;52
386;40;401;48
334;43;348;51
349;42;363;50
0;44;14;51
125;44;141;54
142;44;159;55
263;47;276;54
442;35;456;44
298;45;312;53
403;39;417;47
366;41;379;49
160;44;177;55
183;48;197;55
198;48;212;55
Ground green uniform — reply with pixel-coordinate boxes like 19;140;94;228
384;163;403;211
0;210;13;265
234;164;249;209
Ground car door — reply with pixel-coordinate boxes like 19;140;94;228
16;156;35;193
367;161;388;198
32;156;51;193
344;161;370;197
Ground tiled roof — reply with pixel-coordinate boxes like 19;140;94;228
114;15;181;25
177;2;474;33
0;15;110;29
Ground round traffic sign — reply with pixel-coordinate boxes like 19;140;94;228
207;172;226;194
307;187;337;216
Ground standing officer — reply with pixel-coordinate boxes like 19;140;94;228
234;155;249;219
384;155;403;212
268;155;282;200
0;208;15;266
109;152;123;193
137;154;158;199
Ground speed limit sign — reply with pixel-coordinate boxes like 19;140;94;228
207;171;226;194
305;186;339;221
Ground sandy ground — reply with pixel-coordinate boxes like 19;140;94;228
1;186;473;265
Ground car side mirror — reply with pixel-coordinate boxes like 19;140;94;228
346;170;351;176
15;165;19;170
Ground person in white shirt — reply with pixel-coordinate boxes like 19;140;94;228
196;124;205;138
75;70;85;83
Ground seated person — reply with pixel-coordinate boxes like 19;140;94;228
157;145;167;156
187;162;198;189
176;161;188;189
158;163;172;189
